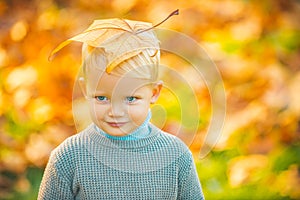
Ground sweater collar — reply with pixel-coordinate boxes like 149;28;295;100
87;123;160;149
94;110;152;141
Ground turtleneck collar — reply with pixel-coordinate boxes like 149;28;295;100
94;110;152;141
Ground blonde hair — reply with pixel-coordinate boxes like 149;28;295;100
49;11;179;80
81;19;160;81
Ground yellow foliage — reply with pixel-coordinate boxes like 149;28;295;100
5;66;37;92
227;154;269;187
10;20;28;42
0;0;300;199
27;97;54;124
274;165;300;199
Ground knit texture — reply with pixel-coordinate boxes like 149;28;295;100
38;123;204;200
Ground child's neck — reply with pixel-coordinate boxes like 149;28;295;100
94;110;152;141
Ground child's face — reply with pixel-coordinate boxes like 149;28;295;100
84;69;161;136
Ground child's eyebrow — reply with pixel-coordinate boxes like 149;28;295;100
94;90;108;95
91;89;108;95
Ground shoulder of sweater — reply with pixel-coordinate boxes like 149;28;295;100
49;125;92;163
150;124;192;155
151;126;195;171
42;128;90;181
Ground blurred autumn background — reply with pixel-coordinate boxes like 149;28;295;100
1;0;300;199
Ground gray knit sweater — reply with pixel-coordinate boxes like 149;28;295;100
38;123;204;199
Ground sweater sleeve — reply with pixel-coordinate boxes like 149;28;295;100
38;150;75;200
177;150;205;200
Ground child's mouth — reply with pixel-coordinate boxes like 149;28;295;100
106;122;127;128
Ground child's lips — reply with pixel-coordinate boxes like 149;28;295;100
106;122;127;127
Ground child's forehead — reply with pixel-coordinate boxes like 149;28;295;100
87;71;152;92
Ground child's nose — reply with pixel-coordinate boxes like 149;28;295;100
108;103;125;117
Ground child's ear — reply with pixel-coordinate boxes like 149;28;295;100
79;77;88;99
150;80;163;104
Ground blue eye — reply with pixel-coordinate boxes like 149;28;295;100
95;96;108;102
125;96;137;103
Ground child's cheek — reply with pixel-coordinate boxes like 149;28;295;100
128;106;149;124
88;101;105;121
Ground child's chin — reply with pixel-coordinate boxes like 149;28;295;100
104;128;131;137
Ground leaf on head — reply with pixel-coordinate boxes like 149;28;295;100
48;9;179;72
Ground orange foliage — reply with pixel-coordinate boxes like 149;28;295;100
0;0;300;199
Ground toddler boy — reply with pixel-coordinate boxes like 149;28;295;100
38;17;204;199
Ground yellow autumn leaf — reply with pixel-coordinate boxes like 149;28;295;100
49;18;159;73
49;10;178;73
